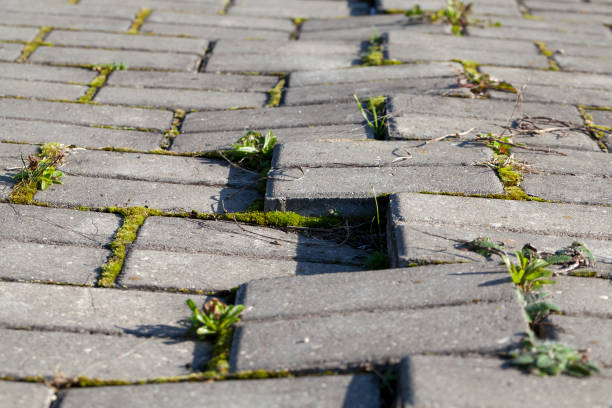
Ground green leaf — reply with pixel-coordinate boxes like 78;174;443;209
536;354;555;369
511;353;534;365
186;299;197;312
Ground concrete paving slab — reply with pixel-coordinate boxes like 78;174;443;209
147;11;294;32
521;173;611;205
35;175;259;213
206;54;360;73
0;203;120;247
213;40;360;56
549;276;612;319
171;124;373;153
0;99;173;130
238;263;516;321
181;102;363;133
546;42;612;59
133;217;367;266
490;86;612;106
289;62;460;86
57;375;380;408
0;328;210;380
590;110;612;127
0;281;204;336
0;43;23;62
0;142;39;158
231;301;526;372
484;66;612;91
556;56;612;75
121;249;362;292
0;239;109;285
389;193;612;242
387;94;582;123
0;2;139;19
0;78;88;101
45;31;209;55
543;315;612;367
0;62;96;84
0;381;55;408
265;166;503;216
0;119;164;150
388;30;534;52
95;86;267;110
399;355;612;408
300;24;447;41
107;71;277;92
0;26;39;42
60;150;258;187
30;47;201;72
525;0;612;15
284;77;458;105
79;0;224;12
0;11;130;31
228;0;368;18
140;23;289;41
468;25;608;45
515;149;612;177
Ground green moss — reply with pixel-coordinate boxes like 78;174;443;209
17;26;52;63
9;180;37;204
498;166;522;187
224;210;345;229
534;41;560;71
160;109;187;149
231;369;293;380
265;77;286;108
523;13;543;20
97;207;148;287
204;328;234;378
454;59;517;94
128;8;152;34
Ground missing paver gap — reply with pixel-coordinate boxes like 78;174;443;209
17;26;52;63
197;41;217;73
290;18;306;40
128;8;152;34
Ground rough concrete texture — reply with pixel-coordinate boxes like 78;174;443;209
0;78;89;101
57;375;380;408
548;276;612;319
521;173;611;206
400;355;612;408
0;381;55;408
0;62;96;83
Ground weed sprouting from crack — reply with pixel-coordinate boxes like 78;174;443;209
224;130;277;173
360;30;401;66
406;0;499;35
354;94;387;140
454;60;516;97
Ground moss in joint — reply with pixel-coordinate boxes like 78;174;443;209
97;207;148;287
160;109;187;149
9;180;37;204
67;0;81;4
578;106;609;152
534;41;560;71
128;8;152;34
17;26;52;63
265;76;286;108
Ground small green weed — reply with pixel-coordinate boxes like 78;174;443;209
360;30;401;66
12;143;66;191
465;236;505;258
510;338;600;377
94;62;126;72
501;251;555;292
186;298;245;338
225;131;277;172
364;252;390;270
354;94;387;139
407;0;472;35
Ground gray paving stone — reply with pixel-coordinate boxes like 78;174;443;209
388;29;535;52
467;25;610;46
481;16;608;36
0;99;173;130
289;62;460;87
521;173;611;205
284;77;458;105
484;66;612;91
0;119;164;150
231;301;526;372
388;221;612;268
107;71;277;92
0;381;55;408
133;217;367;265
213;39;360;57
0;142;39;158
45;31;209;55
388;113;601;151
182;102;363;133
79;0;225;13
147;11;294;32
0;0;138;19
516;149;612;177
271;140;492;168
0;26;39;42
95;86;267;110
399;355;612;408
121;249;362;292
265;166;503;216
0;78;88;101
58;375;380;408
548;276;612;319
61;149;258;187
0;62;96;84
0;203;119;247
30;47;200;72
0;11;130;31
0;328;210;380
590;110;612;128
35;175;259;213
299;24;447;41
546;42;612;59
0;239;109;285
238;263;515;321
140;23;289;40
206;54;360;73
0;43;23;62
543;315;612;367
490;86;612;106
389;193;612;248
301;13;407;32
556;56;612;75
228;0;368;18
171;124;374;152
388;94;582;123
525;0;612;15
0;281;204;336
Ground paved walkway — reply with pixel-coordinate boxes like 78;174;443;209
0;0;611;406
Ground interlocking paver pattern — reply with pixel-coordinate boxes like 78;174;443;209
1;0;611;405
